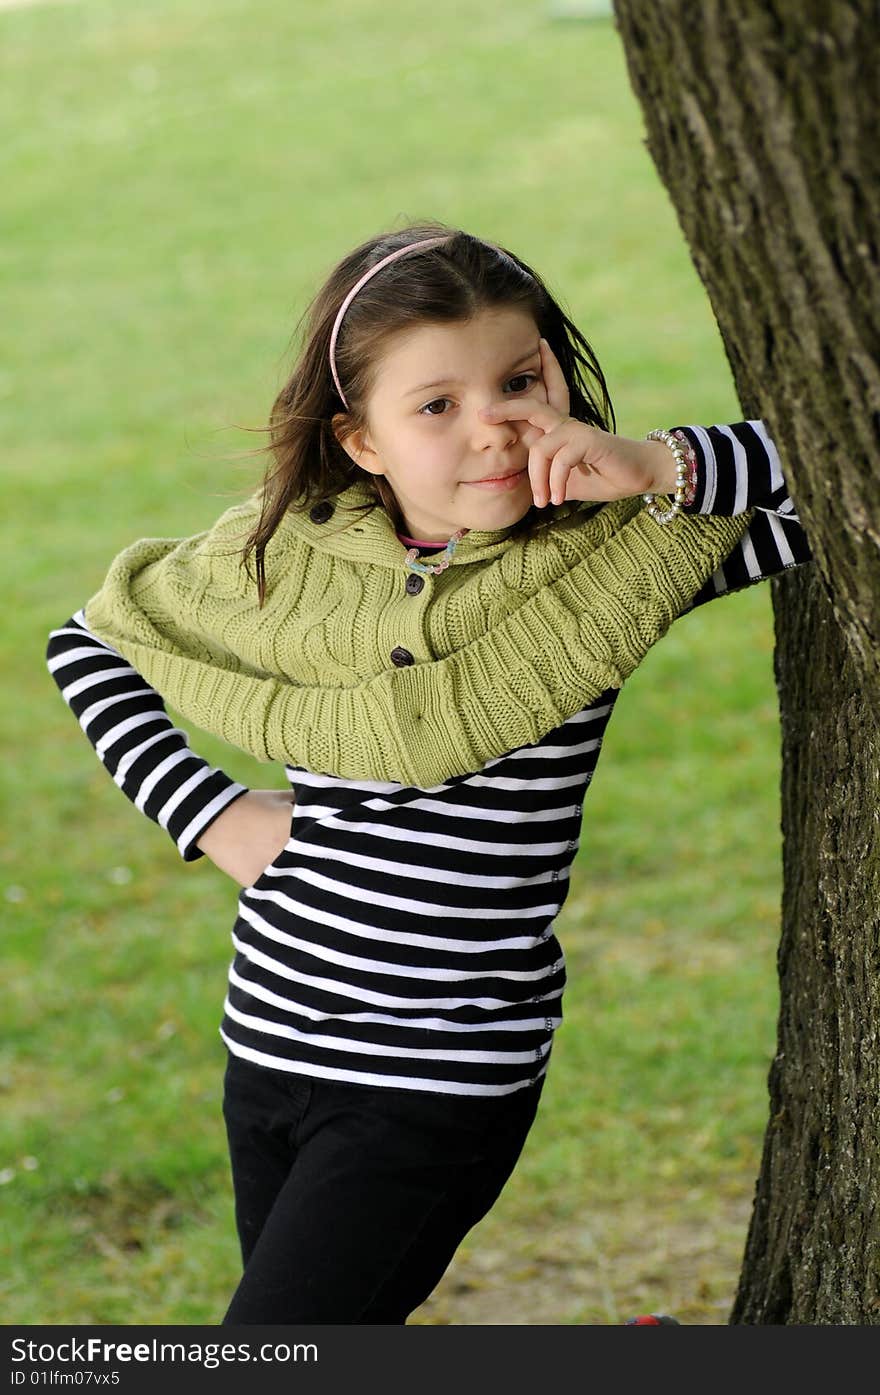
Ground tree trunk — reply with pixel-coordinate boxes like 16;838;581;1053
612;0;880;1323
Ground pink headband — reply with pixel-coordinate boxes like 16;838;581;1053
328;237;450;408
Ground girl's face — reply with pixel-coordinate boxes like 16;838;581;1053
334;306;547;540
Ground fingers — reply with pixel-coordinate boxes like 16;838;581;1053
548;444;584;505
479;397;563;430
526;420;603;506
529;431;573;507
531;441;587;507
480;338;569;427
538;337;571;417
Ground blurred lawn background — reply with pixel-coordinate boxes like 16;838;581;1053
3;0;789;1324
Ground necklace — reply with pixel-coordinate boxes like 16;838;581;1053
403;527;469;575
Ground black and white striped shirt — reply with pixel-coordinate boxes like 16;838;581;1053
46;422;812;1097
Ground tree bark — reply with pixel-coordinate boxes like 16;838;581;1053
612;0;880;1322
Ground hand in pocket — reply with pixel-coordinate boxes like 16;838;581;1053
196;788;296;887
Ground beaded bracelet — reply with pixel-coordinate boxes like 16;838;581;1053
670;429;699;501
642;428;698;524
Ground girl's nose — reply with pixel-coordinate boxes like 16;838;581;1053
473;409;518;450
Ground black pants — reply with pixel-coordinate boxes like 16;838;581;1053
220;1050;546;1324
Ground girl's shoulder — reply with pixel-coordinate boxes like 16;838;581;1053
103;493;309;603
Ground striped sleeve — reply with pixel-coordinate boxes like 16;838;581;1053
672;420;813;608
46;609;249;862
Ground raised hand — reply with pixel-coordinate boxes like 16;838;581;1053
480;337;675;508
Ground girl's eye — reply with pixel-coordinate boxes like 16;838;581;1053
506;372;538;394
418;373;538;417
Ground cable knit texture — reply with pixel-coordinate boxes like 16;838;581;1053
83;478;754;786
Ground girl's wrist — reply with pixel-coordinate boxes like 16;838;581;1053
644;433;698;505
645;437;679;494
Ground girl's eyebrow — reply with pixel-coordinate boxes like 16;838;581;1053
402;344;541;398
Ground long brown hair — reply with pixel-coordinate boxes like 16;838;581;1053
239;219;616;605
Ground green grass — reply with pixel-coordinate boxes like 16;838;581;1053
3;0;782;1325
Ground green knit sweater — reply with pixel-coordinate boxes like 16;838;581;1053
83;478;753;787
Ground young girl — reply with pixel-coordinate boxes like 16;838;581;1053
46;221;812;1325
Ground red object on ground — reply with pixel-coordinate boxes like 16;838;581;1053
624;1314;681;1325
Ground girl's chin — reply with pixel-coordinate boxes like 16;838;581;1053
403;485;534;539
463;493;534;533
